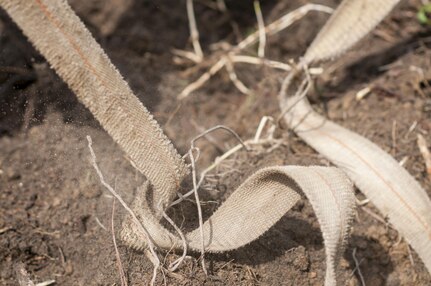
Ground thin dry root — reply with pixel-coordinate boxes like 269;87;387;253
417;134;431;178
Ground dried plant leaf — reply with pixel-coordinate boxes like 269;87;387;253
122;166;355;286
281;94;431;273
304;0;401;63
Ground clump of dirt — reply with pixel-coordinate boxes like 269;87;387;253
1;0;431;285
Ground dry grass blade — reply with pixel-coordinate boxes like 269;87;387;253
304;0;401;63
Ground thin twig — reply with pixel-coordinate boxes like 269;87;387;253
361;206;388;226
186;0;204;62
112;201;128;286
179;58;226;99
95;216;108;231
236;4;333;51
190;124;248;151
406;242;415;267
171;118;280;207
231;55;291;71
417;134;431;178
161;210;188;272
191;120;226;152
254;0;266;58
352;248;366;286
225;56;250;95
172;48;202;64
188;147;207;275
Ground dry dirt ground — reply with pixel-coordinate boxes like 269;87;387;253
1;0;431;285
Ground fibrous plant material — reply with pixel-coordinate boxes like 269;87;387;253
280;0;431;274
0;0;357;285
122;166;355;286
280;86;431;274
304;0;401;63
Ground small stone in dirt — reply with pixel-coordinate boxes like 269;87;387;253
51;197;61;208
5;168;21;181
64;261;73;275
308;271;317;279
292;246;309;272
81;187;102;199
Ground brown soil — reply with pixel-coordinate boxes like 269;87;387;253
1;0;431;285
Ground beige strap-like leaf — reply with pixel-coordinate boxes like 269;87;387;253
122;166;355;285
280;94;431;273
296;0;431;273
304;0;401;63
